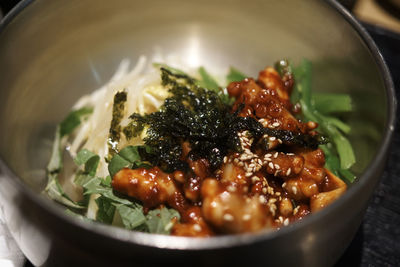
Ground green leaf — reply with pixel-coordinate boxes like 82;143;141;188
312;93;352;114
108;145;150;177
115;204;146;230
108;154;131;177
153;63;188;76
145;207;180;234
226;67;247;84
74;149;100;176
45;126;84;209
96;197;116;224
197;66;220;91
60;107;93;137
293;59;356;181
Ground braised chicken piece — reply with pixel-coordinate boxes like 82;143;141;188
111;64;348;236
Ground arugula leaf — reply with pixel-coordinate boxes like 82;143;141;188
114;204;146;230
312;93;352;114
45;126;85;209
74;149;100;176
197;66;220;91
60;107;93;137
145;207;180;234
95;197;116;224
45;107;94;209
293;59;356;180
108;146;151;177
226;67;247;84
152;63;187;76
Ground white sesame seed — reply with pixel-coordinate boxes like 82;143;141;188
245;172;252;177
278;139;283;144
242;214;251;221
279;216;283;223
283;218;289;226
292;186;298;195
272;122;280;127
274;164;280;170
274;170;280;176
249;163;255;168
262;187;267;194
269;204;276;216
193;224;202;232
257;159;262;165
274;152;279;158
269;137;276;141
293;206;299;215
227;185;237;192
269;198;277;203
268;162;274;169
286;168;291;176
282;182;287;188
223;156;228;163
275;192;281;196
259;195;267;204
223;213;234;221
234;158;239;164
265;153;272;158
238;162;244;167
251;176;260;183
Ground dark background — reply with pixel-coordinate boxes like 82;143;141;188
1;1;400;266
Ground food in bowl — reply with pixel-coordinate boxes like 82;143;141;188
44;56;355;236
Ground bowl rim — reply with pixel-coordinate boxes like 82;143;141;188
0;0;397;251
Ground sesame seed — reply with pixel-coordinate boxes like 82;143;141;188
293;206;299;215
265;153;272;158
193;224;202;232
251;176;260;183
292;186;298;195
286;168;291;176
223;213;234;221
269;198;277;203
223;156;228;163
274;152;279;158
272;122;280;127
282;182;287;188
269;137;276;141
275;192;281;196
268;162;274;169
249;163;255;168
264;157;272;162
257;159;262;165
245;172;252;177
242;214;251;221
283;218;289;226
274;170;280;176
259;195;267;204
262;187;267;194
227;185;237;192
269;205;276;216
279;216;283;223
238;162;244;167
278;139;283;144
234;158;239;164
274;164;280;169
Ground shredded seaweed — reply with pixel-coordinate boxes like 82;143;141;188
122;68;324;172
108;91;127;157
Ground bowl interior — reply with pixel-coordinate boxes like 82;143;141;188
0;0;389;211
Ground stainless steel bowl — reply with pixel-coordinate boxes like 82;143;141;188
0;0;396;266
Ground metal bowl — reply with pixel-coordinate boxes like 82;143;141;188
0;0;396;266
